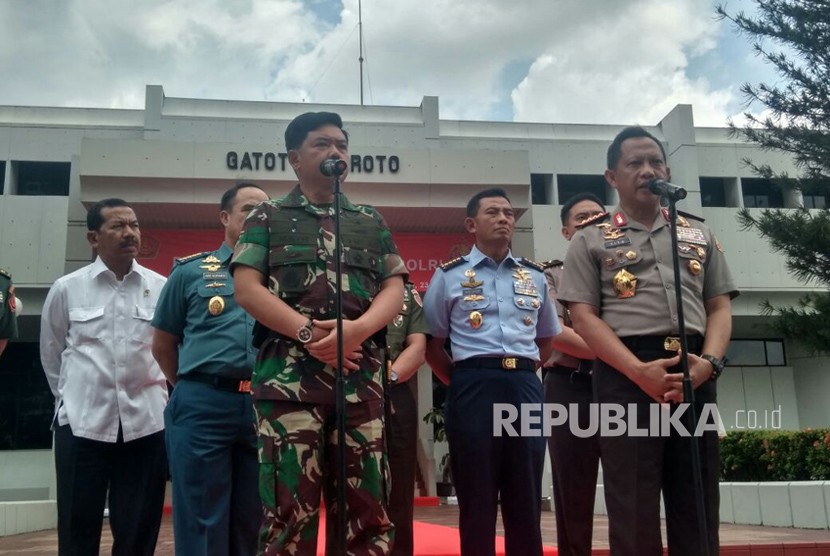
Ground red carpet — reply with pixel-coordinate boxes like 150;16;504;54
317;512;558;555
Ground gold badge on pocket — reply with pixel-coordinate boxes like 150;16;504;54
469;311;483;329
688;260;702;276
613;269;637;298
208;296;225;316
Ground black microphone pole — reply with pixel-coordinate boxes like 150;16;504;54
331;166;347;555
665;188;710;556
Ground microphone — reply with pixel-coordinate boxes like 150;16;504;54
320;158;348;177
648;178;687;200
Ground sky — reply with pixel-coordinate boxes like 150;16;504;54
0;0;782;127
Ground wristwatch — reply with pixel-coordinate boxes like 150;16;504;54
296;319;314;344
701;354;726;381
388;369;399;383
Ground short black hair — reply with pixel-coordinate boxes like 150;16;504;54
220;182;267;212
87;198;131;231
284;112;349;151
466;188;511;217
607;126;667;169
560;193;605;225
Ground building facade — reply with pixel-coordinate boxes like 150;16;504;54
0;85;826;510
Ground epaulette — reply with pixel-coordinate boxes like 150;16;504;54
519;257;545;272
439;257;465;271
541;259;563;269
576;211;610;229
678;209;705;223
0;268;10;279
174;251;211;265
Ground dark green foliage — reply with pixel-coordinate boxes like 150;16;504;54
718;1;830;352
720;429;830;481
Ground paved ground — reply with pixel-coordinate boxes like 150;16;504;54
2;505;830;554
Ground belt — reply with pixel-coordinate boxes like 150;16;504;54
179;371;252;393
620;335;704;354
458;356;536;372
543;364;592;381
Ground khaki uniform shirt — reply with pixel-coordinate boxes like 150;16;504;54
557;207;738;337
386;283;429;362
542;262;580;369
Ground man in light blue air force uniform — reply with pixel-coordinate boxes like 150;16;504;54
423;187;560;556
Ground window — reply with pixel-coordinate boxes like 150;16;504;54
557;174;608;206
726;339;786;367
14;161;71;196
0;161;5;194
700;177;727;207
0;342;54;450
531;173;553;205
742;178;783;209
804;194;827;209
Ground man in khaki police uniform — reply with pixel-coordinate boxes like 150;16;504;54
384;282;427;556
557;126;737;555
0;267;18;358
542;192;604;556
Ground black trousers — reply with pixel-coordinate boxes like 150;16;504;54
387;382;418;556
543;369;600;556
594;355;720;556
54;424;167;556
446;365;545;556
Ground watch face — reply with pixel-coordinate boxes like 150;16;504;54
298;326;313;343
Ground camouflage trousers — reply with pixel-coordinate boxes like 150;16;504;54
254;398;394;556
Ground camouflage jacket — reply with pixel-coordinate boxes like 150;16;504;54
230;185;406;404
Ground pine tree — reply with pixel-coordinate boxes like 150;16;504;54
717;0;830;352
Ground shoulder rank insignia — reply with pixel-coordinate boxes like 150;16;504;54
0;268;10;279
678;209;705;223
541;259;563;269
577;211;610;229
439;257;465;271
175;251;211;265
518;257;545;272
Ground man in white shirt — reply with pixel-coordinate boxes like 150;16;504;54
40;198;168;556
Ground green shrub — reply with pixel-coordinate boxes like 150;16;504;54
720;429;830;481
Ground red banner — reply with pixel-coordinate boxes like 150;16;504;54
138;229;472;289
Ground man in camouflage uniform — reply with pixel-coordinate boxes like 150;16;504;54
0;267;18;358
383;282;427;556
231;111;406;555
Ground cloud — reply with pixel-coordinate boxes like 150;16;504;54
510;0;740;126
0;0;767;127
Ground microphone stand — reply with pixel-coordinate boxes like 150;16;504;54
332;172;347;555
666;194;710;556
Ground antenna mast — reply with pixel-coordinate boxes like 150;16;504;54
358;0;364;105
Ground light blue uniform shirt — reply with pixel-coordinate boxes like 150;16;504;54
152;243;257;379
423;245;560;362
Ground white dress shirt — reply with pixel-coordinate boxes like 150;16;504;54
40;257;168;443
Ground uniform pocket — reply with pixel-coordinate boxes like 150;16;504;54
68;306;105;343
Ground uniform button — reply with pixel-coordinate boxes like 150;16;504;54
665;283;672;289
498;297;503;302
656;258;662;263
671;315;678;322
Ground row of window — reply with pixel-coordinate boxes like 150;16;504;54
0;162;825;210
0;161;70;196
532;173;827;209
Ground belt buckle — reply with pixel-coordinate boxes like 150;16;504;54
502;357;518;370
238;380;252;393
663;336;681;352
